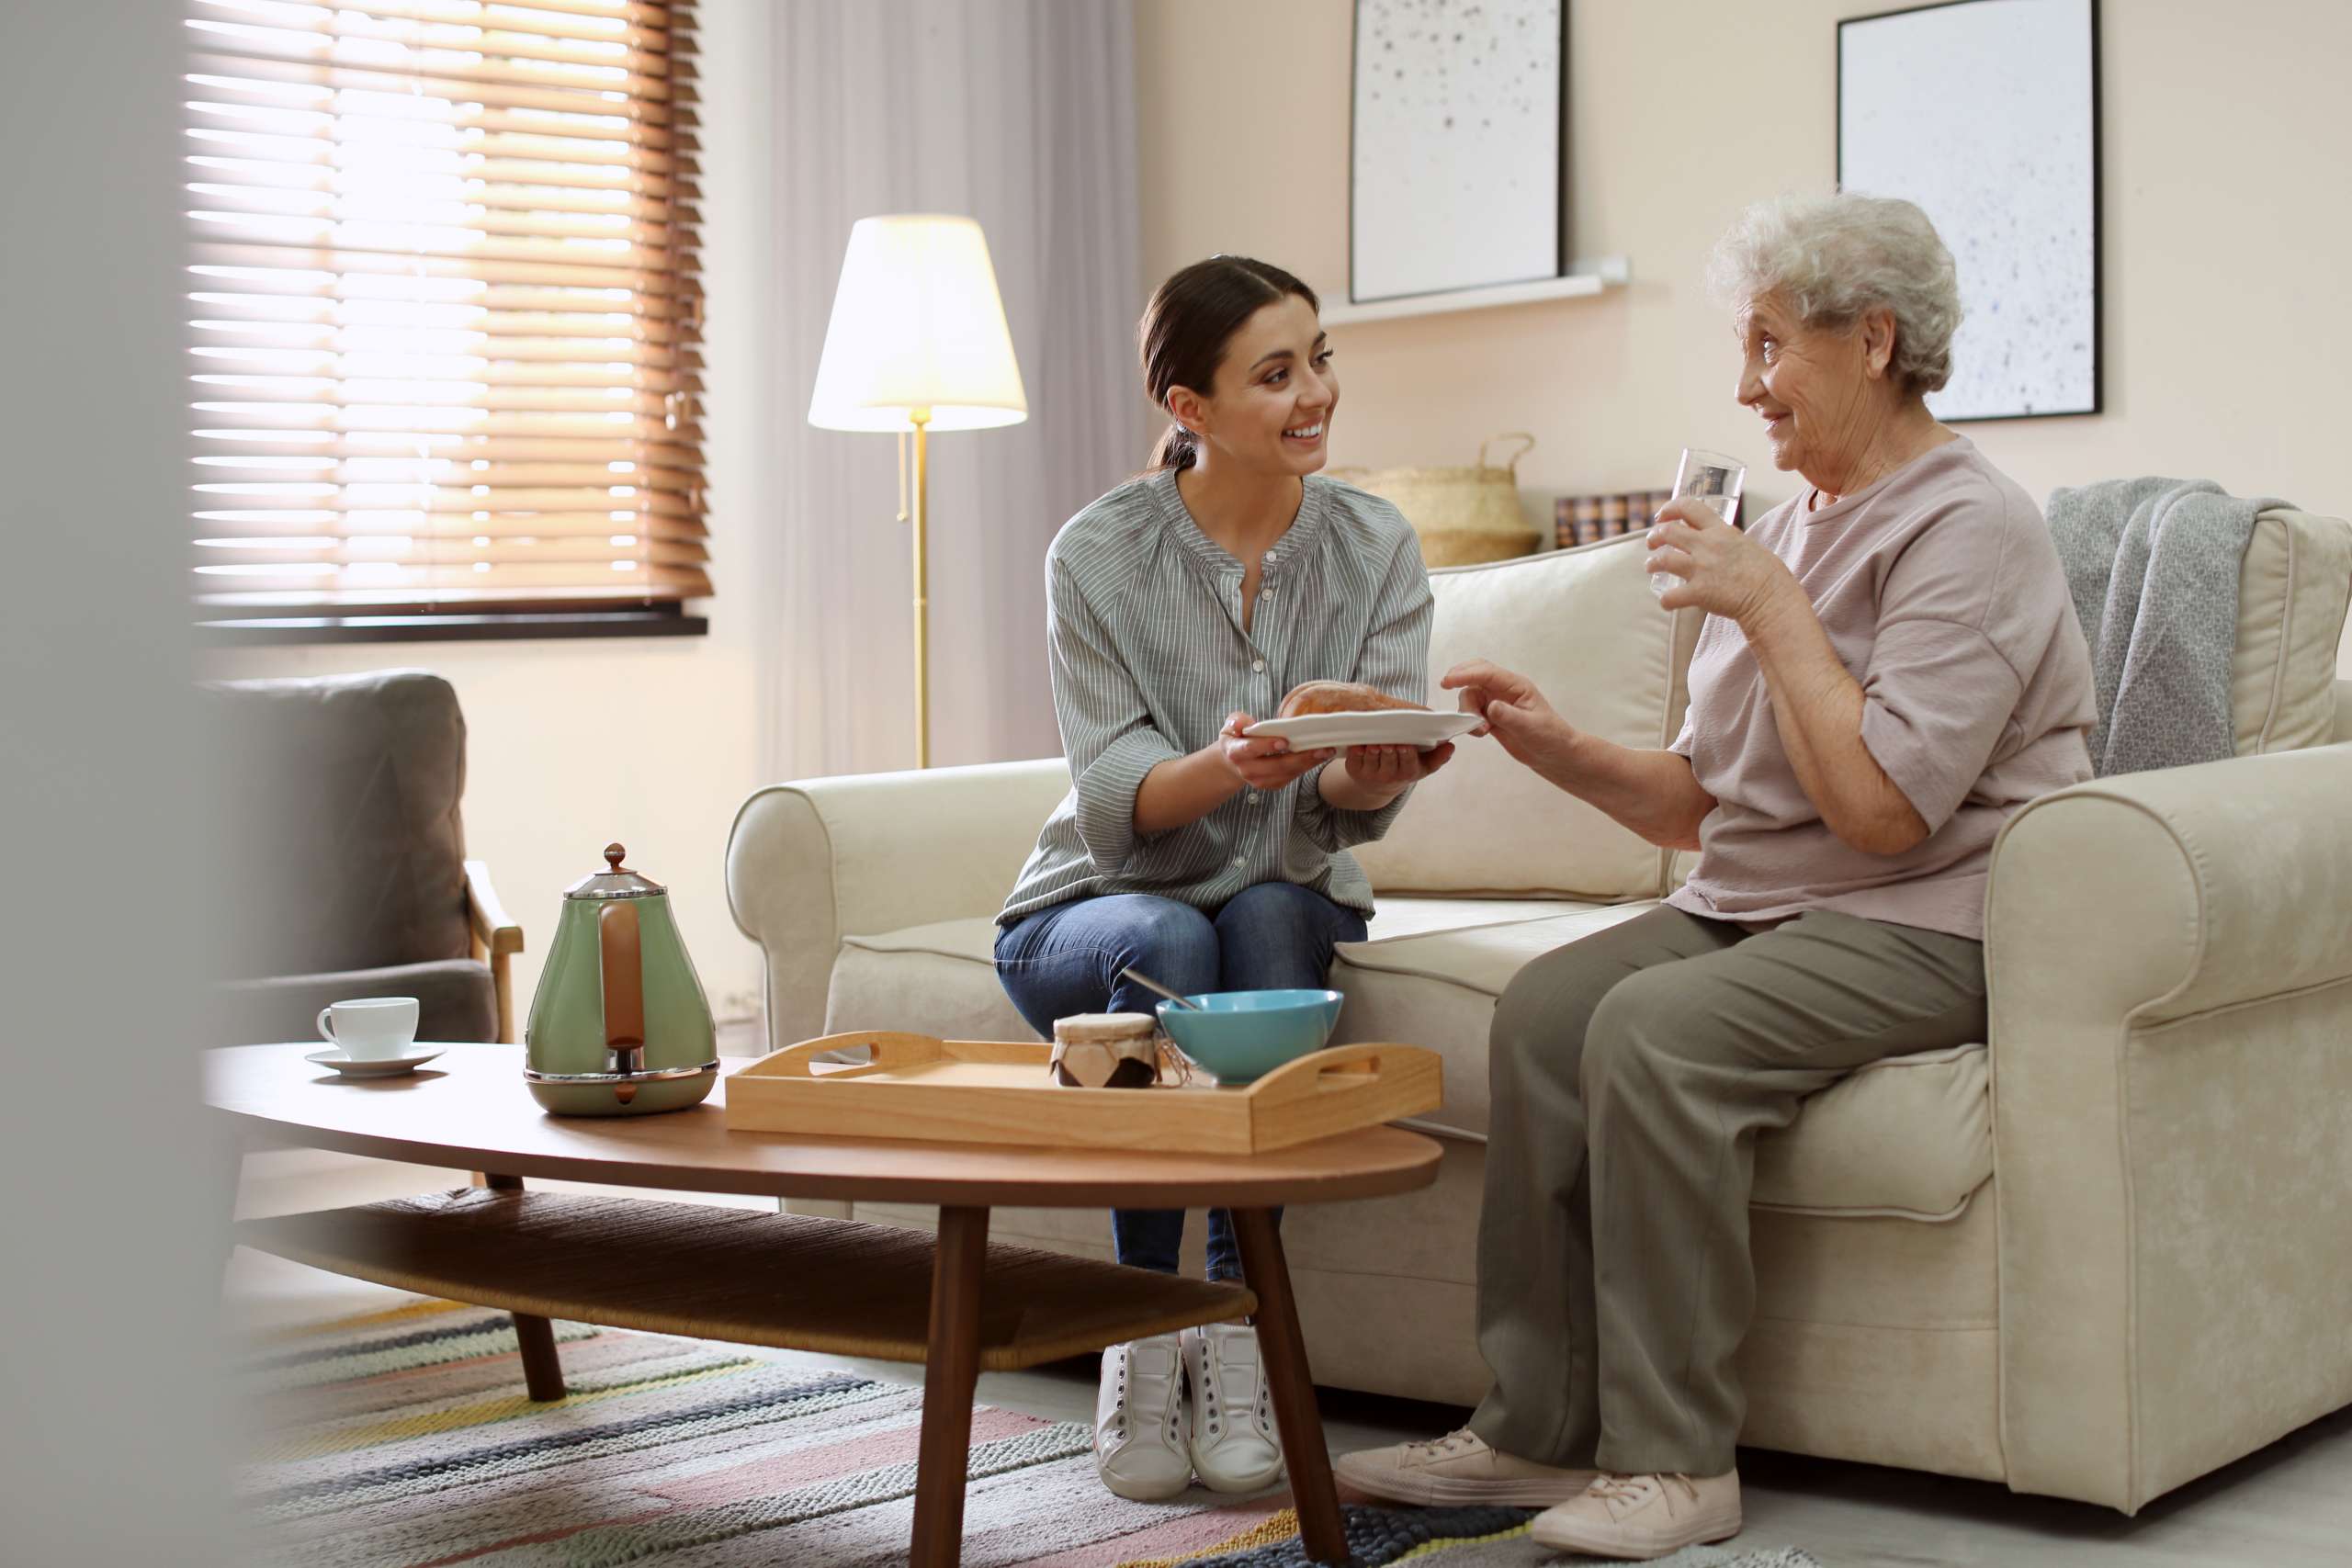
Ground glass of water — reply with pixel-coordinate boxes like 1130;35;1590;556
1648;447;1747;598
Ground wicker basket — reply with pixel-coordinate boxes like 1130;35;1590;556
1332;433;1541;567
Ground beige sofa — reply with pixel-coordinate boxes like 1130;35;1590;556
727;515;2352;1513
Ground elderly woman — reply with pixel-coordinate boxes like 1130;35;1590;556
1337;192;2097;1559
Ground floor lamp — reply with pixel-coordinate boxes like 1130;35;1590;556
808;215;1028;769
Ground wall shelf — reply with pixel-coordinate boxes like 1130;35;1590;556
1322;257;1631;326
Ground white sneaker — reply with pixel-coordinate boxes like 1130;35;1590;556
1095;1335;1192;1501
1335;1427;1597;1506
1182;1321;1284;1493
1531;1470;1743;1560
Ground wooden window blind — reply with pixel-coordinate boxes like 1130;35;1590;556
183;0;708;621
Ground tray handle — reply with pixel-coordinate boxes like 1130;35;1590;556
751;1032;947;1078
1248;1043;1414;1104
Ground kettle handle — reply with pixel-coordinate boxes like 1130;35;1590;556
598;901;646;1057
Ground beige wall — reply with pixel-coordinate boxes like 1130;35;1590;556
200;0;2352;1031
208;0;775;1021
1136;0;2352;670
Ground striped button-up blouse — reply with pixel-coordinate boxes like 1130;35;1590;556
1000;468;1434;926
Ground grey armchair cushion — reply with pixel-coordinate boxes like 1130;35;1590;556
206;670;470;979
218;959;498;1048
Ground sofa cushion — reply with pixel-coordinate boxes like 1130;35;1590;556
2232;509;2352;755
1351;536;1702;901
831;897;1996;1220
829;898;1591;1042
828;940;1037;1043
841;916;1003;968
1333;903;1994;1217
1333;903;1667;1139
1751;1043;1990;1221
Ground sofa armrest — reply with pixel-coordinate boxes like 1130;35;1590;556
726;759;1071;1051
1984;742;2352;1511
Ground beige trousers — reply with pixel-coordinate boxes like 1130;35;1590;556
1466;904;1986;1476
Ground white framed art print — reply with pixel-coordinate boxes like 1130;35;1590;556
1838;0;2101;420
1350;0;1566;305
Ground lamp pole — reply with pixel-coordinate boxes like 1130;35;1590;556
909;406;932;769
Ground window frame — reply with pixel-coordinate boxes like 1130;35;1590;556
181;0;710;643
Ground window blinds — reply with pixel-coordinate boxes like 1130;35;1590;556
183;0;708;616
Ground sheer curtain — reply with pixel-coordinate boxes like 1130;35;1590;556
757;1;1147;781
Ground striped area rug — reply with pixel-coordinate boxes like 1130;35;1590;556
234;1297;1815;1568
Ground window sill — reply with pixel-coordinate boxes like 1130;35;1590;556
198;609;710;646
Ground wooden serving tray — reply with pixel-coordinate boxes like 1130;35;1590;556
725;1032;1442;1156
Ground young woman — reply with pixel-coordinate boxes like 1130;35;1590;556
996;255;1452;1500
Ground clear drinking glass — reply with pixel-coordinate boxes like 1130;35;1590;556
1649;447;1747;598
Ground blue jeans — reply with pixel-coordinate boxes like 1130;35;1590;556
995;882;1367;1283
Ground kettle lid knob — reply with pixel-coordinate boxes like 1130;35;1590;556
565;842;663;900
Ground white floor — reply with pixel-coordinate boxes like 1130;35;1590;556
225;1149;2352;1567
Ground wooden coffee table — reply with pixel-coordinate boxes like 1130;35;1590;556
208;1043;1442;1566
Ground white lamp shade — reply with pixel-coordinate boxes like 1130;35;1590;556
807;214;1030;434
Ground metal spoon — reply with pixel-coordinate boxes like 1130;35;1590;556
1120;966;1204;1010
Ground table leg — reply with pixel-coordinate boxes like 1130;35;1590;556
484;1174;567;1402
910;1204;989;1568
1232;1206;1346;1564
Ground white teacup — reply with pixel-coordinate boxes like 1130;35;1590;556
316;996;421;1062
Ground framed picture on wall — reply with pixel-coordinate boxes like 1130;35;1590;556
1350;0;1567;305
1838;0;2101;421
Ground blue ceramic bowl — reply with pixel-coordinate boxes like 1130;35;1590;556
1156;989;1343;1085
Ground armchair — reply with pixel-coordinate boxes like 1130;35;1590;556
209;670;523;1046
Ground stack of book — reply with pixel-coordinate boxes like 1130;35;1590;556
1555;489;1742;549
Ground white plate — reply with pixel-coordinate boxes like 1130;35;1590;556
1244;709;1482;750
306;1044;448;1077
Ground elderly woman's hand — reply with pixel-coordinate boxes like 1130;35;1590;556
1438;660;1578;781
1646;498;1803;628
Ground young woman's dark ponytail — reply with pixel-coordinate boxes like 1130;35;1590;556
1148;423;1201;472
1137;256;1318;474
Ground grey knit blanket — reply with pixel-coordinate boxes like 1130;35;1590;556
2045;477;2281;777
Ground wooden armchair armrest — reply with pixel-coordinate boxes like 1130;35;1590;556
464;859;525;1043
465;859;524;955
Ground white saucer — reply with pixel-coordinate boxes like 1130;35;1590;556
307;1045;447;1077
1245;709;1482;750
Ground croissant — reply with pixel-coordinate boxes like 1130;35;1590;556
1276;680;1430;717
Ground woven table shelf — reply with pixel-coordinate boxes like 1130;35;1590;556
237;1187;1255;1371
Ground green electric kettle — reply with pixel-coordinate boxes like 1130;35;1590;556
523;843;718;1116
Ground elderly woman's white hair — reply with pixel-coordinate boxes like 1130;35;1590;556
1708;192;1962;397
